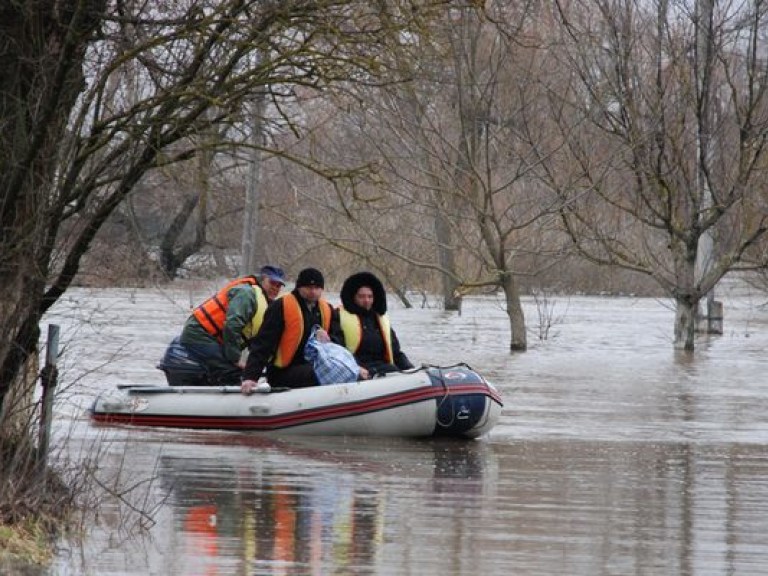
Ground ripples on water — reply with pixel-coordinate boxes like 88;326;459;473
28;282;768;575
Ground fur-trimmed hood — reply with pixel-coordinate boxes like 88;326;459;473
340;271;387;315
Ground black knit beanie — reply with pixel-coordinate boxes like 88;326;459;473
295;267;325;289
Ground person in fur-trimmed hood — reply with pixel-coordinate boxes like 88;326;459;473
330;271;414;375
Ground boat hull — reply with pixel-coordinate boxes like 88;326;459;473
90;366;503;439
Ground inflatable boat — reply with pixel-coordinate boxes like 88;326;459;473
89;364;503;439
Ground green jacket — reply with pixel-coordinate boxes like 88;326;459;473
181;284;266;364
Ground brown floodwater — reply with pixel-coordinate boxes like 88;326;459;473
10;280;768;575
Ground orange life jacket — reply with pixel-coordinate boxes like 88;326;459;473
338;308;394;363
274;293;332;367
192;276;258;340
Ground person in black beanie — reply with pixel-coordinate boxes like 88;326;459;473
241;267;334;392
330;271;414;376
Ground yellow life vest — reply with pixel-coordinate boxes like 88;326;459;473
241;286;269;340
338;308;393;364
274;294;332;367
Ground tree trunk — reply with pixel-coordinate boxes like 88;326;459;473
435;209;462;311
670;237;700;351
1;341;40;445
158;193;206;279
0;2;106;422
674;295;698;351
501;273;527;352
0;296;43;437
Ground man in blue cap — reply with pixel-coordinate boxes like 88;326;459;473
173;265;287;385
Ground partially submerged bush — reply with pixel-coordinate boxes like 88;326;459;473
0;438;75;566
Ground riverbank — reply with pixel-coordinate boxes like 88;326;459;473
0;521;53;567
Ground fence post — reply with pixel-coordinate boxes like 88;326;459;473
38;324;60;464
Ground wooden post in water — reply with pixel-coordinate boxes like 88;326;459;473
697;295;724;335
708;299;723;334
38;324;60;464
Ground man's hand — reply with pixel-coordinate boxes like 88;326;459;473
242;379;270;394
358;367;370;380
315;328;330;343
241;379;259;395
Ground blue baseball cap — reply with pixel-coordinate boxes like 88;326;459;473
259;265;286;286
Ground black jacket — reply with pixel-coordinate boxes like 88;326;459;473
242;289;327;381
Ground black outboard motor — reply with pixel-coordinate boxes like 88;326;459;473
427;365;490;437
157;336;210;386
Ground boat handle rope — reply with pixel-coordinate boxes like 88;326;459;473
414;361;475;372
433;366;456;428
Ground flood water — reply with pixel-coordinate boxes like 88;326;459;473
24;279;768;574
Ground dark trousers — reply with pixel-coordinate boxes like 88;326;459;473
266;363;318;388
180;340;242;385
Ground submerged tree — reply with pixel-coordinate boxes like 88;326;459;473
543;0;768;350
297;2;560;351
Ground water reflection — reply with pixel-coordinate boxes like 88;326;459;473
148;436;498;575
52;431;768;575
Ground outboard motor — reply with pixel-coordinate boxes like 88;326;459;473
427;365;491;437
157;336;209;386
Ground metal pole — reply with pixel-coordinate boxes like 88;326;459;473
38;324;60;464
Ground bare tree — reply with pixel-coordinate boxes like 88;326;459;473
301;3;561;351
540;0;768;350
0;0;443;467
